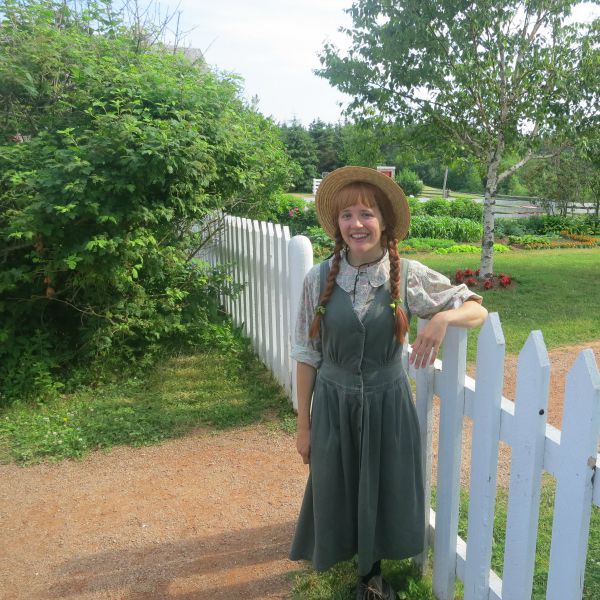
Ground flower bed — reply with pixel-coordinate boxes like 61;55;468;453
455;268;513;290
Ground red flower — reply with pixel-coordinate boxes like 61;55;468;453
464;268;474;276
483;279;494;290
455;269;464;283
466;277;477;286
475;268;481;276
499;275;511;287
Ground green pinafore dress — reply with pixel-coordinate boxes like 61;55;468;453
290;259;425;575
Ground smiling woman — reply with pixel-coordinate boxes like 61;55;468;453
289;166;487;599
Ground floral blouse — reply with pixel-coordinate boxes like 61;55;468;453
292;251;482;368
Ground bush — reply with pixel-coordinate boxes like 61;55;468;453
271;195;318;235
518;215;600;235
304;225;333;249
396;168;424;197
495;218;526;237
0;2;295;405
450;197;484;221
407;197;425;215
423;197;452;216
408;216;482;242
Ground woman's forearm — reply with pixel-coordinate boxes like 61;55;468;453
296;361;317;430
437;299;488;328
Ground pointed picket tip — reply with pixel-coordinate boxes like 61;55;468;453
517;330;550;372
477;312;505;348
565;348;600;399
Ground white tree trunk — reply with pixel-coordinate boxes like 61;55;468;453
480;145;503;278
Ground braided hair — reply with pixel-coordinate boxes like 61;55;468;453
309;182;409;343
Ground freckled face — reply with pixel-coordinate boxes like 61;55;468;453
337;202;386;264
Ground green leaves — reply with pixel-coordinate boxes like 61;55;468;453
0;0;295;404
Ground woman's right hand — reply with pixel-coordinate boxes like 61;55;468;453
296;427;311;464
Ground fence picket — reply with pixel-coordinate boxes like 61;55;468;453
433;326;467;600
502;331;550;600
259;221;270;365
464;314;505;600
281;225;292;395
414;318;436;574
244;219;256;342
546;349;600;600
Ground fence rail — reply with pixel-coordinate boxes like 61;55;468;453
209;216;600;599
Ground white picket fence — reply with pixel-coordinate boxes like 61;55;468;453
199;215;311;399
205;216;600;599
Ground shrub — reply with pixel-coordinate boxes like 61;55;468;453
495;218;526;237
408;216;482;242
449;197;484;221
518;215;600;235
272;195;318;235
423;197;452;216
0;2;295;404
304;225;333;249
396;168;424;197
407;197;425;215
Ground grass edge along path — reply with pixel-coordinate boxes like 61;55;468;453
0;346;295;465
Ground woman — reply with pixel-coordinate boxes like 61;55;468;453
289;166;487;599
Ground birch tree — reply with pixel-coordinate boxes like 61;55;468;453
317;0;600;276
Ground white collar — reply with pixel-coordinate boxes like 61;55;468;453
329;250;390;293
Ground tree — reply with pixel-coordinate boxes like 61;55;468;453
308;119;345;175
279;118;318;191
522;140;600;215
318;0;600;276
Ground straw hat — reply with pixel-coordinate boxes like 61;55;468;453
315;166;410;241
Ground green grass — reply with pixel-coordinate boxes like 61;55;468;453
411;247;600;358
290;557;434;599
0;347;294;464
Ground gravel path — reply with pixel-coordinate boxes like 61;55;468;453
1;342;598;599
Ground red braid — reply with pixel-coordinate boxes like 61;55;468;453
308;234;345;339
388;239;409;343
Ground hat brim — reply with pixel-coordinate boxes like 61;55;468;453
315;166;411;241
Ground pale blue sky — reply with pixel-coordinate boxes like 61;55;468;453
154;1;600;127
156;0;353;125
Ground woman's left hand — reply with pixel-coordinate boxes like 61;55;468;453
409;313;448;369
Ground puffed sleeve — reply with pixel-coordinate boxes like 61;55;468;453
290;264;323;369
406;260;483;319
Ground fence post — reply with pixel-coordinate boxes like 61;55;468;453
464;314;505;600
502;331;550;600
546;349;600;600
414;317;435;574
432;325;468;600
288;235;313;411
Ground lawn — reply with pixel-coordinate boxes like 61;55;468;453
0;346;293;465
411;247;600;359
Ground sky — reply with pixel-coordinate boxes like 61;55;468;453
155;0;354;126
153;1;600;127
